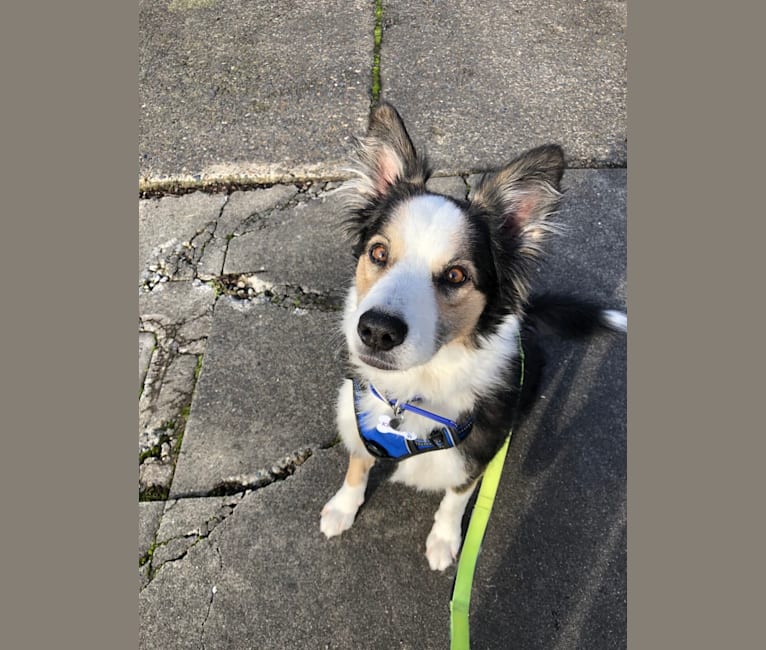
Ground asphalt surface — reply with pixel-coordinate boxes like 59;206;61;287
139;1;626;648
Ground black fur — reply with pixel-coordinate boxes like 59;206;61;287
525;293;624;339
457;294;620;485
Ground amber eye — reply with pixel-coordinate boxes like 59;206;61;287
444;266;468;285
369;243;389;266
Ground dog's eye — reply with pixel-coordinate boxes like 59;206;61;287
444;266;468;285
369;243;389;266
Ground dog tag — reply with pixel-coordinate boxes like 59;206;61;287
376;414;417;440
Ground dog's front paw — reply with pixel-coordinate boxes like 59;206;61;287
320;504;357;538
425;526;461;571
320;482;364;538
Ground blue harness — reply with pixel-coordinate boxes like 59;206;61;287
352;379;475;461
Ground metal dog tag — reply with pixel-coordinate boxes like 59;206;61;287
376;414;417;440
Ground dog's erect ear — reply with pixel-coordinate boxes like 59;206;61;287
351;102;430;199
471;144;565;256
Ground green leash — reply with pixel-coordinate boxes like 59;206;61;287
449;335;524;650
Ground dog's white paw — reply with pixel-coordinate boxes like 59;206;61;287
320;482;364;538
425;527;461;571
320;503;357;538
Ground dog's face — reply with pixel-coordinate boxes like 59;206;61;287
344;103;565;373
349;193;487;371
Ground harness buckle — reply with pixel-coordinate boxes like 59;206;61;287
429;428;447;449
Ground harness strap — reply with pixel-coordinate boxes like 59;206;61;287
353;379;475;461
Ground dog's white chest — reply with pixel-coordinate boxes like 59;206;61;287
389;447;469;491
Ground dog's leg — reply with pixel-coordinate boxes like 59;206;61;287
425;481;478;571
320;454;375;538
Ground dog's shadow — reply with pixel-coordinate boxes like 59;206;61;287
468;333;627;649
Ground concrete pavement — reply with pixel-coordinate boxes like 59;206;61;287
139;1;626;647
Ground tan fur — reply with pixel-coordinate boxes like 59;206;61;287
344;453;375;487
354;256;378;302
436;283;486;343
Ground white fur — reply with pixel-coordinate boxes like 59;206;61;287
601;309;627;332
394;195;466;263
425;488;476;570
350;261;439;369
320;479;367;538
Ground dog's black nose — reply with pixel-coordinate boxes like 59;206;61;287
357;310;408;352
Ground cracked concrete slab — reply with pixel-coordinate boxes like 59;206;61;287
139;192;228;282
169;298;345;497
223;191;356;295
140;353;199;435
140;282;217;497
139;281;218;354
217;185;300;237
150;495;244;573
140;522;223;650
140;459;176;502
139;501;165;589
197;185;302;280
139;502;165;561
138;166;625;645
139;0;372;185
380;0;626;172
141;446;453;649
139;349;199;498
139;332;156;391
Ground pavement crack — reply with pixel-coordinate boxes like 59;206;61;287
370;0;384;107
207;447;314;497
211;274;344;312
199;581;218;649
140;225;213;290
460;174;471;200
169;447;314;499
140;346;206;501
196;194;230;280
142;496;240;588
229;184;324;239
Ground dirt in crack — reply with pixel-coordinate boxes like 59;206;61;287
205;447;314;497
211;273;344;311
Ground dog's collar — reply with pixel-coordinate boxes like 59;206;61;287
352;379;475;461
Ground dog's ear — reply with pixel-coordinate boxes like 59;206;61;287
471;145;565;310
471;144;565;257
351;102;431;199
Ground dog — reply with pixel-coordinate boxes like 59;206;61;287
319;102;626;571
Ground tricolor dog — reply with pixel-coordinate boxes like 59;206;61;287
320;102;626;571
